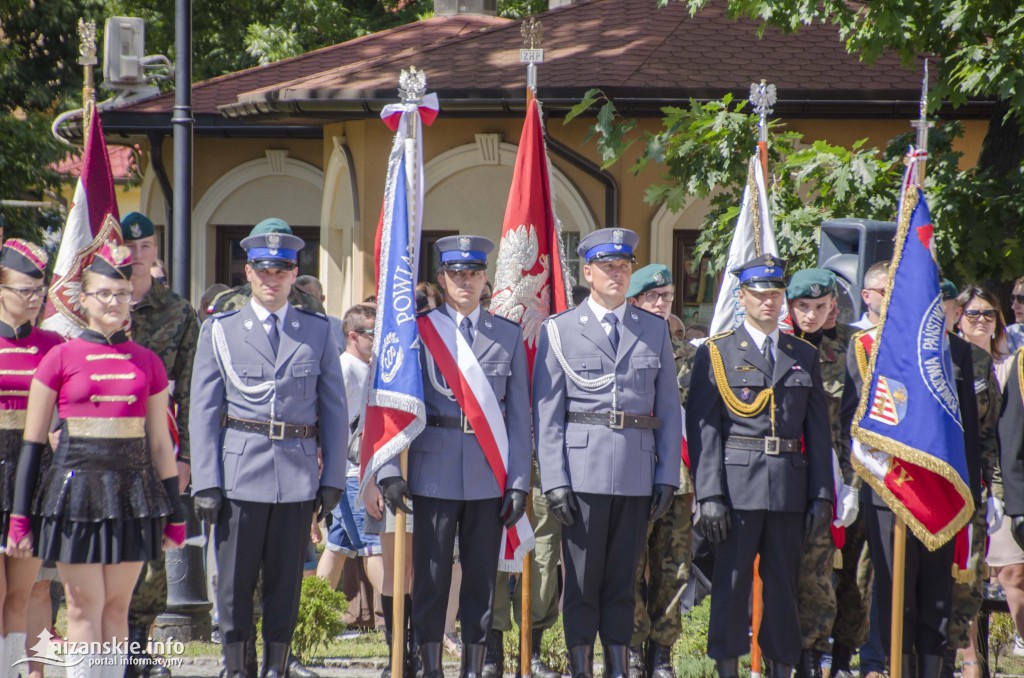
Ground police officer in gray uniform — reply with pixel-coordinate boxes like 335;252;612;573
190;228;348;678
687;254;833;678
533;228;682;678
377;235;532;678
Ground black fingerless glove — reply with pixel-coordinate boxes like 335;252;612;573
12;441;44;516
162;477;186;524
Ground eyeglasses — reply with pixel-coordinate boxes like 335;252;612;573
963;309;998;322
863;287;886;295
1012;294;1024;305
83;290;132;304
0;285;46;301
642;290;675;303
354;328;374;338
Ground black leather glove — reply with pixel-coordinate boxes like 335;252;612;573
500;489;528;528
699;496;730;544
649;484;675;522
379;477;413;514
805;499;833;541
545;487;578;527
1011;516;1024;552
315;486;342;523
193;488;223;525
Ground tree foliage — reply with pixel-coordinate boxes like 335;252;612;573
566;90;1018;282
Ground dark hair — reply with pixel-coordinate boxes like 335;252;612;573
343;304;375;336
956;285;1006;360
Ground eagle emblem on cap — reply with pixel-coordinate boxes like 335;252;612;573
765;255;775;268
612;229;623;245
810;283;821;297
653;272;664;284
266;233;281;255
130;223;142;238
459;237;472;251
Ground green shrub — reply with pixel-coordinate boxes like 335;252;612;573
990;612;1016;673
291;576;348;662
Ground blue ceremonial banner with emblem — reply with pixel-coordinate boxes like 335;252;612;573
851;186;973;549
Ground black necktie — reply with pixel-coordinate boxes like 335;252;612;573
606;314;620;353
762;336;775;372
267;314;281;356
460;317;474;346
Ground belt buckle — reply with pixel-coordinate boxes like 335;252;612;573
764;436;781;455
462;415;474;435
608;410;625;430
269;420;286;440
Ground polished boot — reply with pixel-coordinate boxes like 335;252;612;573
381;595;394;678
403;596;418;678
829;642;853;678
770;662;794;678
628;645;646;678
286;656;320;678
529;629;559;678
261;643;291;678
568;646;594;678
796;650;821;678
715;658;739;678
126;625;171;678
919;655;943;678
481;630;504;678
419;642;444;678
648;642;675;678
604;645;629;678
460;644;487;678
223;643;249;678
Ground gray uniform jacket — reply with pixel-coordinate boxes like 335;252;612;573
687;325;832;513
533;301;682;497
377;307;532;501
190;303;348;503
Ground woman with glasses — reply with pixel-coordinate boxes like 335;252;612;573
0;239;64;672
6;243;185;677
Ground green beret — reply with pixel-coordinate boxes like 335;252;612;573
627;264;673;299
786;268;837;300
121;212;155;241
940;279;958;301
250;218;293;236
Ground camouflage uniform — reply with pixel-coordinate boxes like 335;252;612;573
948;345;1002;649
631;337;695;649
793;326;849;653
128;279;200;628
210;282;325;314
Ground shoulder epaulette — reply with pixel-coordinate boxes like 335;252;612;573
487;313;519;328
295;307;327;320
706;329;734;343
212;309;240;319
788;333;817;351
630;306;662;321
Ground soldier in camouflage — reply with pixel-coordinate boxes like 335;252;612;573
626;264;693;678
786;270;860;678
942;282;1003;678
122;212;200;678
210;219;325;315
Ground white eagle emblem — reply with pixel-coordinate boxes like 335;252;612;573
491;224;550;348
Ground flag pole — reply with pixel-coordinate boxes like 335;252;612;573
747;78;776;677
890;59;933;678
518;18;544;675
390;66;426;677
78;18;98;143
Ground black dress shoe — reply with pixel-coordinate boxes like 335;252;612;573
286;656;320;678
261;643;291;678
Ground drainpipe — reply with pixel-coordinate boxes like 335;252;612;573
146;132;174;250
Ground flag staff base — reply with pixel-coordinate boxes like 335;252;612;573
890;517;907;678
751;554;763;678
520;496;534;676
392;449;410;675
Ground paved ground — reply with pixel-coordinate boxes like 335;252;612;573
161;657;465;678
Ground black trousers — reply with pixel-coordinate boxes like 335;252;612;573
864;500;953;657
707;509;804;666
561;493;650;649
412;495;503;646
215;498;314;644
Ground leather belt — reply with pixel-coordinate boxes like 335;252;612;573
726;435;801;455
566;411;661;430
226;416;319;440
427;414;475;434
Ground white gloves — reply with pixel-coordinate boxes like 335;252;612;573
987;495;1005;535
833;484;860;528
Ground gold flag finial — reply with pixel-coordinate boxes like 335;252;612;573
521;17;543;50
79;18;98;141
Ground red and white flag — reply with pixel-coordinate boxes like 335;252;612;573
491;98;573;378
42;111;122;337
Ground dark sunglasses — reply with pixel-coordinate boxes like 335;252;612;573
963;309;997;321
354;328;374;337
1012;294;1024;305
